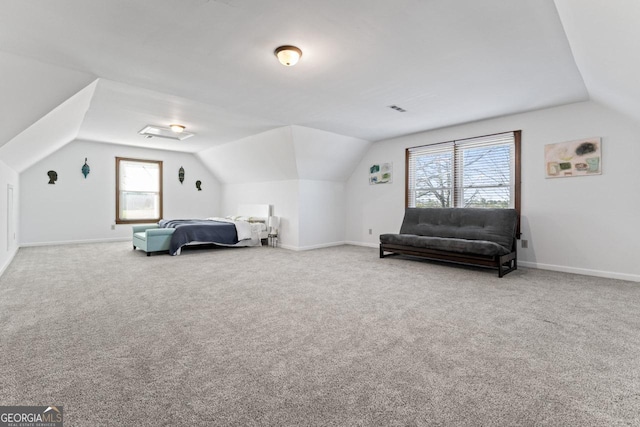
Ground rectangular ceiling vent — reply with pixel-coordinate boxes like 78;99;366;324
389;105;407;113
138;125;195;141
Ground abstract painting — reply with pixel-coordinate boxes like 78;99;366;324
369;163;392;184
544;137;602;178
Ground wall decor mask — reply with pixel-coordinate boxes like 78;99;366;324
47;170;58;184
82;158;90;178
179;166;185;184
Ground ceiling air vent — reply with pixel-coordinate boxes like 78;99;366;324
389;105;407;113
138;125;195;141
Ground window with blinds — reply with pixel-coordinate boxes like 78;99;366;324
116;157;163;224
406;131;520;211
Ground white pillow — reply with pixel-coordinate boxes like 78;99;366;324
226;215;266;223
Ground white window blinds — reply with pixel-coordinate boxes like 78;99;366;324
407;132;517;209
116;158;163;223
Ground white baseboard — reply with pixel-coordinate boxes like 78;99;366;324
20;237;131;247
519;261;640;283
344;240;639;283
278;241;346;251
0;246;19;278
345;241;378;249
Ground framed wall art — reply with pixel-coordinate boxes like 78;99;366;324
544;137;601;178
369;163;392;185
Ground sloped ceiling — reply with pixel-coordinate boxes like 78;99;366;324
0;51;95;146
197;127;299;184
553;0;640;123
0;0;590;176
0;80;98;173
291;126;371;181
4;1;638;181
78;79;283;153
197;126;371;184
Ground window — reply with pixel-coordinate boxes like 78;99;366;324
406;130;521;213
116;157;163;224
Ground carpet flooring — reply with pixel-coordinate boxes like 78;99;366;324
0;242;639;426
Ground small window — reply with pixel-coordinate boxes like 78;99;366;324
406;131;521;232
116;157;163;224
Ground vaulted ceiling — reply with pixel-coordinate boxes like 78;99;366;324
0;0;636;174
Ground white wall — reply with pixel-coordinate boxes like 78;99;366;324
291;125;371;181
0;159;19;275
346;100;640;282
298;180;346;249
20;139;221;245
207;125;369;250
221;180;299;249
221;179;346;251
291;126;366;250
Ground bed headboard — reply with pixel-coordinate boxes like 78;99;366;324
237;204;271;219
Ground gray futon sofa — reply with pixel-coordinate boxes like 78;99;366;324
380;208;518;277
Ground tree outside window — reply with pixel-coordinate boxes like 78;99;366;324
116;157;163;224
407;131;520;213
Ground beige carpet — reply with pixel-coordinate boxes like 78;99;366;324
0;242;639;426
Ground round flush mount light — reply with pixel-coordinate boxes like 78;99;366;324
170;124;185;133
274;45;302;66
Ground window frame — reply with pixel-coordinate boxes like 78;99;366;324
115;157;163;225
405;130;521;236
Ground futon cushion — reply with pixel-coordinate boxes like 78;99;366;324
380;233;511;257
399;208;517;251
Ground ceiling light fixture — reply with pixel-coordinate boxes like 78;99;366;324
138;125;195;141
274;45;302;66
170;124;185;133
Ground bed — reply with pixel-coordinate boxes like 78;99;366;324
133;204;271;256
